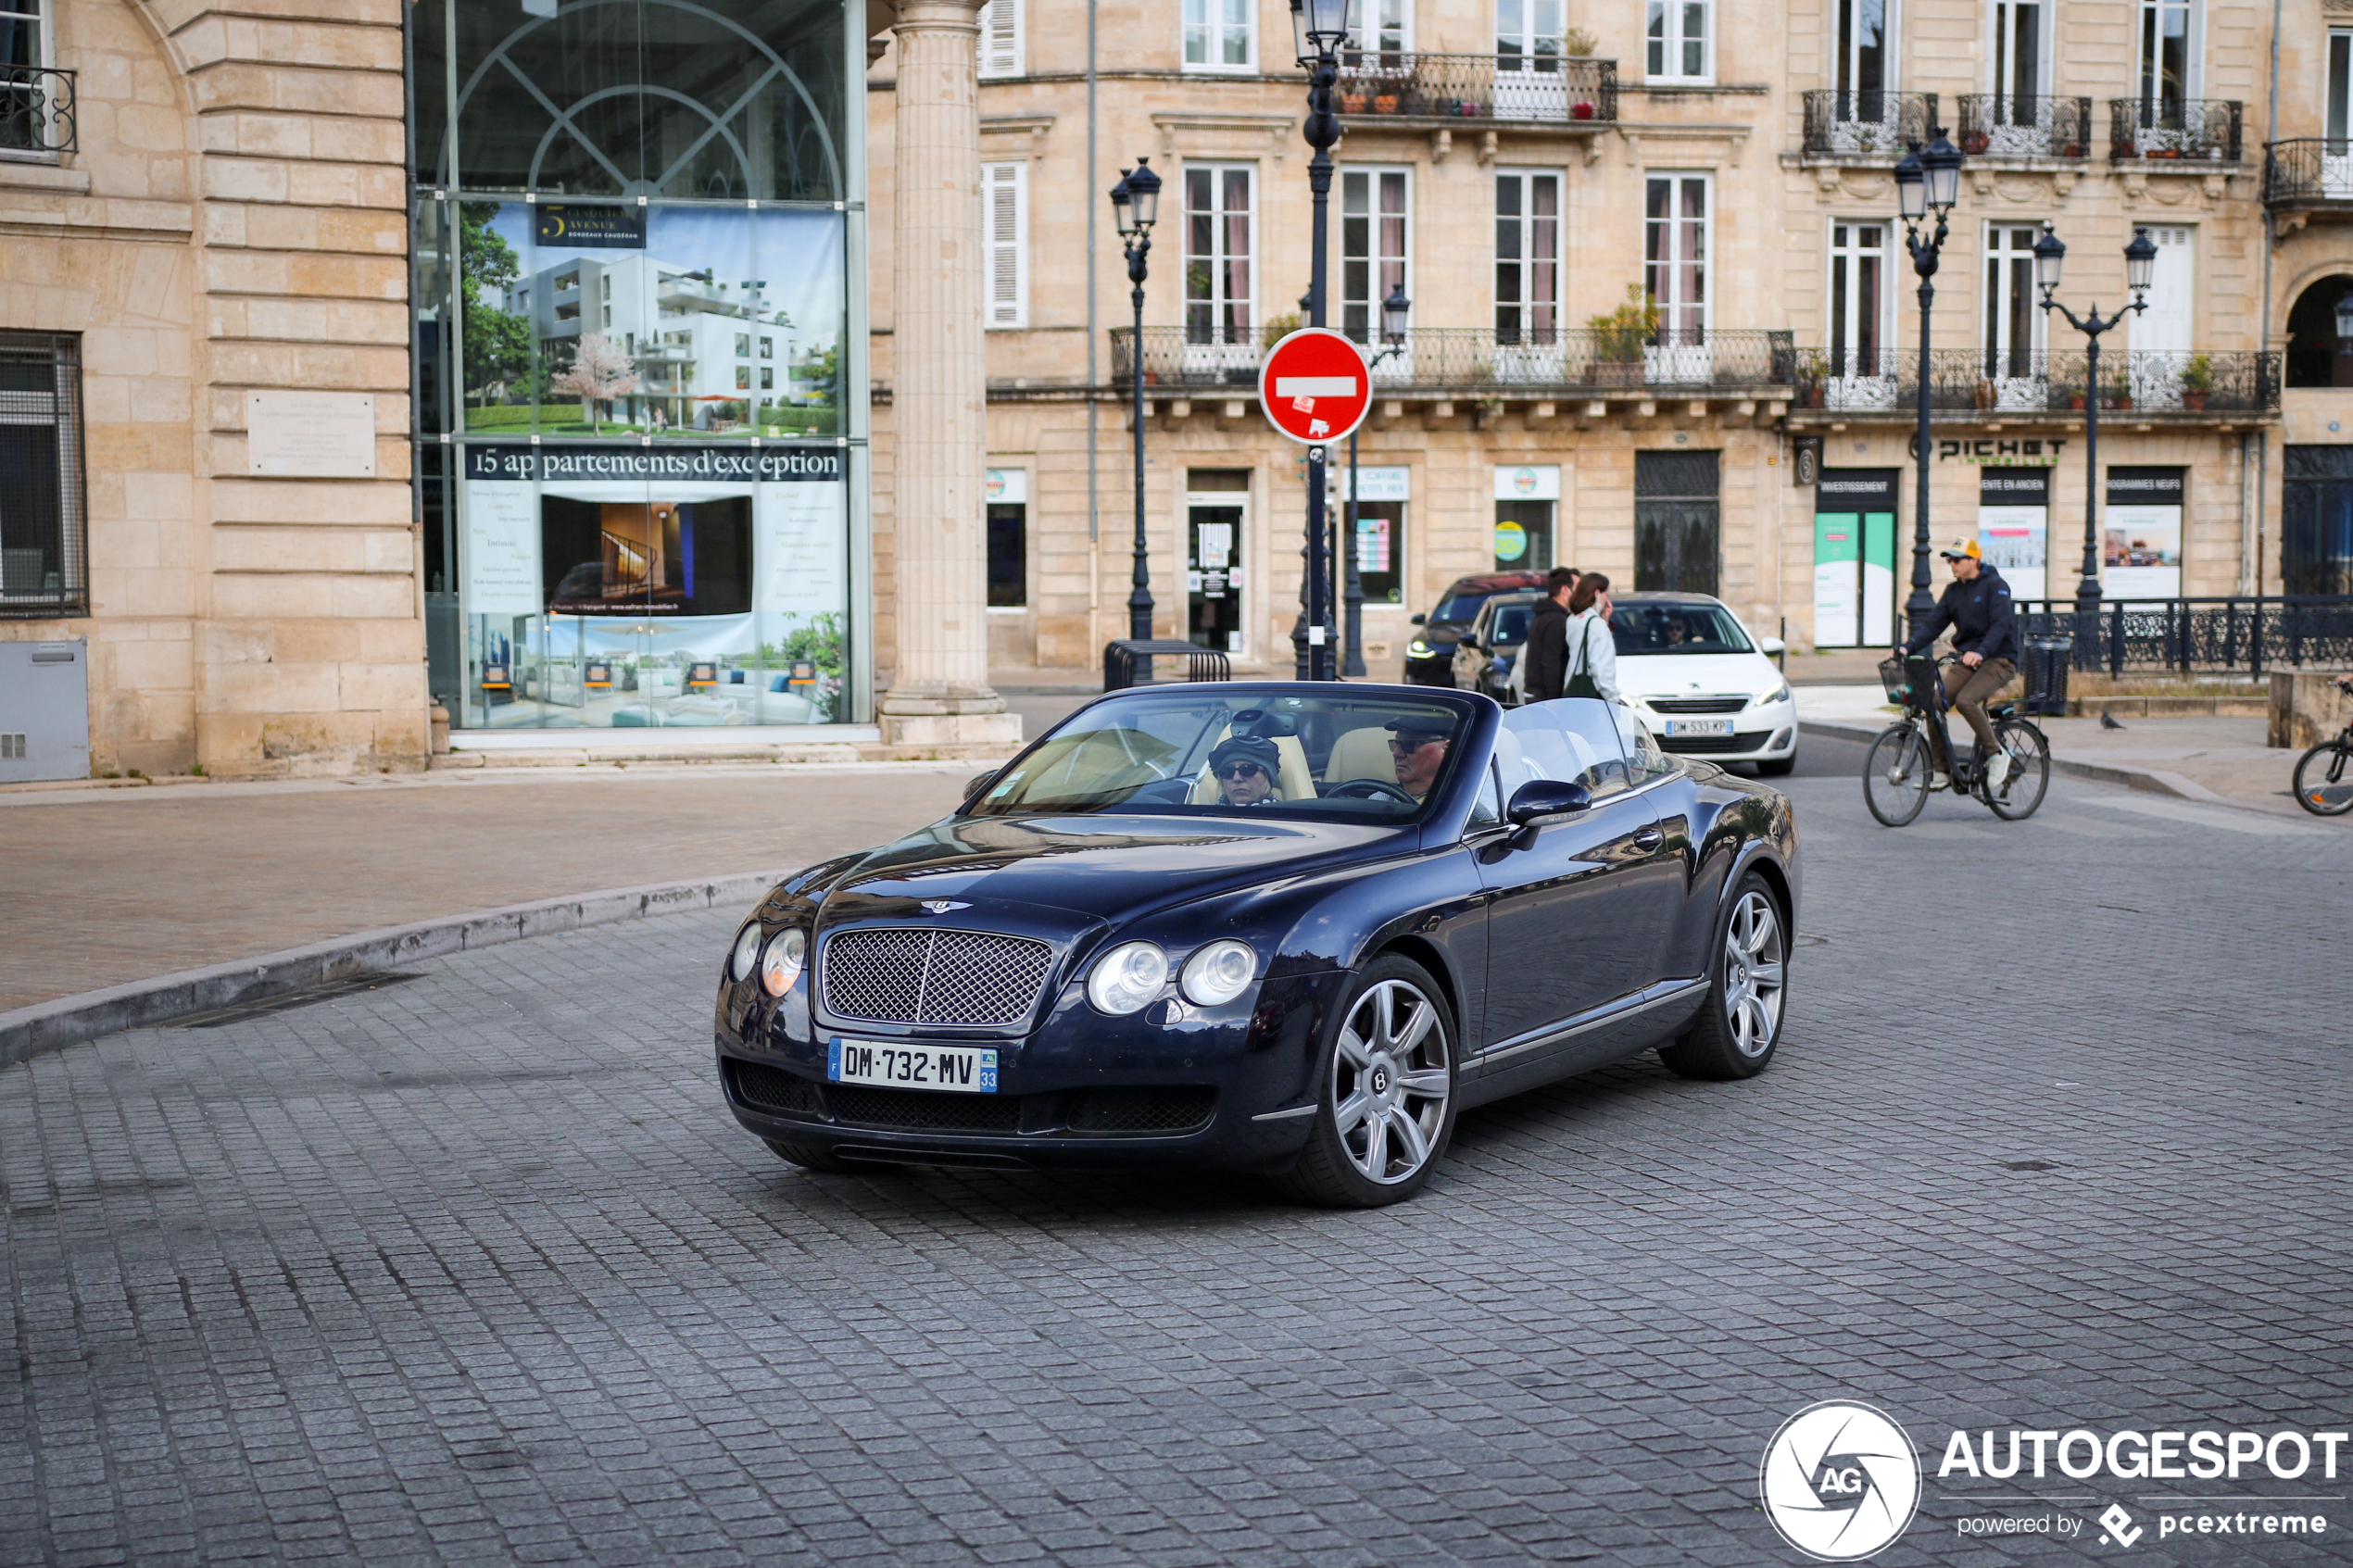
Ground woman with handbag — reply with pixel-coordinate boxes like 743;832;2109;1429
1560;572;1619;703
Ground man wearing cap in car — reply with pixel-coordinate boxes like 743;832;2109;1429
1207;734;1284;808
1383;716;1455;801
1894;535;2020;793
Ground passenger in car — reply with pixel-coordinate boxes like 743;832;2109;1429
1208;734;1283;808
1383;717;1456;801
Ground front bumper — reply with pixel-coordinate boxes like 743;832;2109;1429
1645;705;1799;762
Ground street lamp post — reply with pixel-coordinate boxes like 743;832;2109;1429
1893;131;1965;648
1343;284;1410;678
1289;0;1350;680
1109;159;1163;642
2034;222;2156;644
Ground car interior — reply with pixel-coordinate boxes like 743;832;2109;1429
1611;603;1754;655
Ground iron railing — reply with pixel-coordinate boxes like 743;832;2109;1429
1800;90;1937;158
1791;347;2280;416
2262;138;2353;207
1955;94;2094;159
1112;326;1794;394
2108;97;2242;161
2017;598;2353;676
1332;52;1616;124
0;65;77;156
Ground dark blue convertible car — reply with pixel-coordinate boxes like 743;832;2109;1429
711;684;1799;1206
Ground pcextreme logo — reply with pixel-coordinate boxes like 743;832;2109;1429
1759;1401;1923;1562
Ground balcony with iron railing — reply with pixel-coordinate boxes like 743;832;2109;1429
2108;97;2242;162
1788;346;2279;420
1110;326;1793;397
0;64;77;156
1800;91;1937;160
1955;94;2094;160
2262;139;2353;212
1330;52;1616;127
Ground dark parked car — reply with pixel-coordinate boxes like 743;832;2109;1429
1404;571;1548;684
711;684;1799;1207
1449;590;1541;705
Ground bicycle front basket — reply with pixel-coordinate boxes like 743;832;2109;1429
1877;657;1909;702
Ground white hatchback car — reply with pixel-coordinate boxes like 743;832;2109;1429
1607;593;1798;775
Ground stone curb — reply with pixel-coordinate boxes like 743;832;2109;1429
0;871;791;1072
1800;719;2230;803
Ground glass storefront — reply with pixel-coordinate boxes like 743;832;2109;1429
408;0;864;730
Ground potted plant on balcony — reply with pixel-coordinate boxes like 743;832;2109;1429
2180;351;2213;410
1961;128;1991;155
1374;90;1400;112
1794;348;1829;408
1588;285;1657;389
1340;89;1368;112
2102;374;2133;409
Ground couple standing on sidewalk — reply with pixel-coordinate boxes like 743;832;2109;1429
1518;567;1619;705
1896;537;2021;792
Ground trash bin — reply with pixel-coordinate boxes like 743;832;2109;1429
2021;634;2071;717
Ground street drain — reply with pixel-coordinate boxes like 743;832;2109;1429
170;972;422;1029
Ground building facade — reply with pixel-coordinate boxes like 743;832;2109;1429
875;0;2353;681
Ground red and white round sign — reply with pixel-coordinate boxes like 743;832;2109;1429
1257;328;1372;446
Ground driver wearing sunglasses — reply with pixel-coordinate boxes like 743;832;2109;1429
1207;734;1283;808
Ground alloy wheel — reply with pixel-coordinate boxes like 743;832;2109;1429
1721;890;1786;1057
1329;978;1452;1185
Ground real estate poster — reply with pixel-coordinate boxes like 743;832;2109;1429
460;475;543;616
1978;468;2051;602
2105;466;2185;599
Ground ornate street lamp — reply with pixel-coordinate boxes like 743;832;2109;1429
1288;0;1352;680
2037;221;2155;640
1894;130;1965;647
1110;158;1162;641
1340;283;1409;677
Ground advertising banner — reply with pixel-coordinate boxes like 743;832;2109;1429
1978;468;2051;600
2105;466;2185;598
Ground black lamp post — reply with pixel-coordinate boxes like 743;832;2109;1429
1341;283;1409;678
2035;221;2155;636
1894;131;1965;648
1288;0;1350;681
1110;159;1162;641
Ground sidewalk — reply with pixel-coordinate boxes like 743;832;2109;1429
1795;684;2312;817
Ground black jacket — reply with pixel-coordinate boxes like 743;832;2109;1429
1904;564;2019;664
1521;596;1570;701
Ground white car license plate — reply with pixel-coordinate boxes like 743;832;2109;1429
828;1038;999;1094
1665;717;1735;736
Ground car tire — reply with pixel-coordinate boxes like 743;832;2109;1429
1272;955;1458;1208
763;1136;850;1173
1658;872;1789;1082
1756;754;1796;776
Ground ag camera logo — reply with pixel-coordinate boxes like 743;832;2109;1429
1760;1401;1923;1561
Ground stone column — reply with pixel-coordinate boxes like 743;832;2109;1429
880;0;1022;747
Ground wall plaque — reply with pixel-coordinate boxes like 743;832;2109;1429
246;392;376;478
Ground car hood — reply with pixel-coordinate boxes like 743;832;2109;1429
815;813;1406;933
1616;650;1780;700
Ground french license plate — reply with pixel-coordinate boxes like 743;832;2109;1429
1665;717;1735;736
828;1038;999;1093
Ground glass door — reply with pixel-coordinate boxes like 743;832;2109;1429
1643;174;1711;384
1982;223;2045;409
1182;166;1255;378
1188;495;1246;653
1826;221;1894;407
1494;170;1563;382
1987;0;2045;152
2328;32;2353;195
1496;0;1565;117
1341;168;1412;382
2130;225;2194;408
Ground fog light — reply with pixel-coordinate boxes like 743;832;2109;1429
1768;728;1793;751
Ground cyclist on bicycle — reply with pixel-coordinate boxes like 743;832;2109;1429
1892;537;2020;793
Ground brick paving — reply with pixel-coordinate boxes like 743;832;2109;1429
4;739;2352;1565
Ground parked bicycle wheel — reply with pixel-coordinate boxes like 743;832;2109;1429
1863;724;1932;827
1983;719;2050;821
2293;739;2353;817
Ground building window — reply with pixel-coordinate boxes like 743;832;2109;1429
988;503;1026;607
984;161;1028;330
1644;173;1710;345
1836;0;1888;119
1982;222;2044;379
0;333;85;619
1184;165;1254;345
2138;0;2197;114
761;367;774;389
1346;0;1410;59
2331;30;2351;142
1497;0;1560;67
1993;0;2045;102
2283;445;2353;595
1183;0;1252;70
1350;502;1405;603
735;332;751;358
760;336;773;358
1494;170;1562;343
1340;168;1408;345
978;0;1023;77
1827;220;1889;378
736;364;750;390
1645;0;1711;82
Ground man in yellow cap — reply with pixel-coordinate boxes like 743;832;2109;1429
1894;536;2020;793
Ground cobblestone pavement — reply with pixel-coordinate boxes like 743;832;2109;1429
6;740;2352;1567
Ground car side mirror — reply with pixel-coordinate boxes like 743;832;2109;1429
1760;635;1787;657
1505;778;1592;825
1458;635;1479;652
1410;613;1427;625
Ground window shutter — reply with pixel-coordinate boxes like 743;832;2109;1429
978;0;1022;77
985;162;1027;329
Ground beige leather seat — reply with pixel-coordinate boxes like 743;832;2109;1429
1188;730;1317;804
1321;724;1400;785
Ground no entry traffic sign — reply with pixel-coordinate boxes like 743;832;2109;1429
1257;328;1372;445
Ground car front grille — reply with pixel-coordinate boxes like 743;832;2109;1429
826;1082;1026;1133
1067;1085;1218;1134
1649;696;1750;715
821;927;1055;1026
723;1062;1217;1138
1658;733;1759;755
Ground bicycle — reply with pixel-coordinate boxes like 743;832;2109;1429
1863;652;2051;827
2291;675;2353;817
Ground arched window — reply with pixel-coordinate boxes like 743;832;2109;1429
2284;275;2353;389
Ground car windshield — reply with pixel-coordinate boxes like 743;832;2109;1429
968;689;1476;822
1487;600;1535;646
1609;602;1755;656
1430;583;1512;622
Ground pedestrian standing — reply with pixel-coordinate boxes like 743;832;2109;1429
1518;566;1579;703
1561;572;1618;703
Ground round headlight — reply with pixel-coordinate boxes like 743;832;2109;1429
1086;941;1168;1015
729;922;765;983
1180;939;1257;1006
760;927;808;997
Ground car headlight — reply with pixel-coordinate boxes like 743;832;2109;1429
1086;940;1168;1015
1179;939;1257;1006
1406;640;1433;658
1758;680;1792;706
759;927;808;997
729;922;764;982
